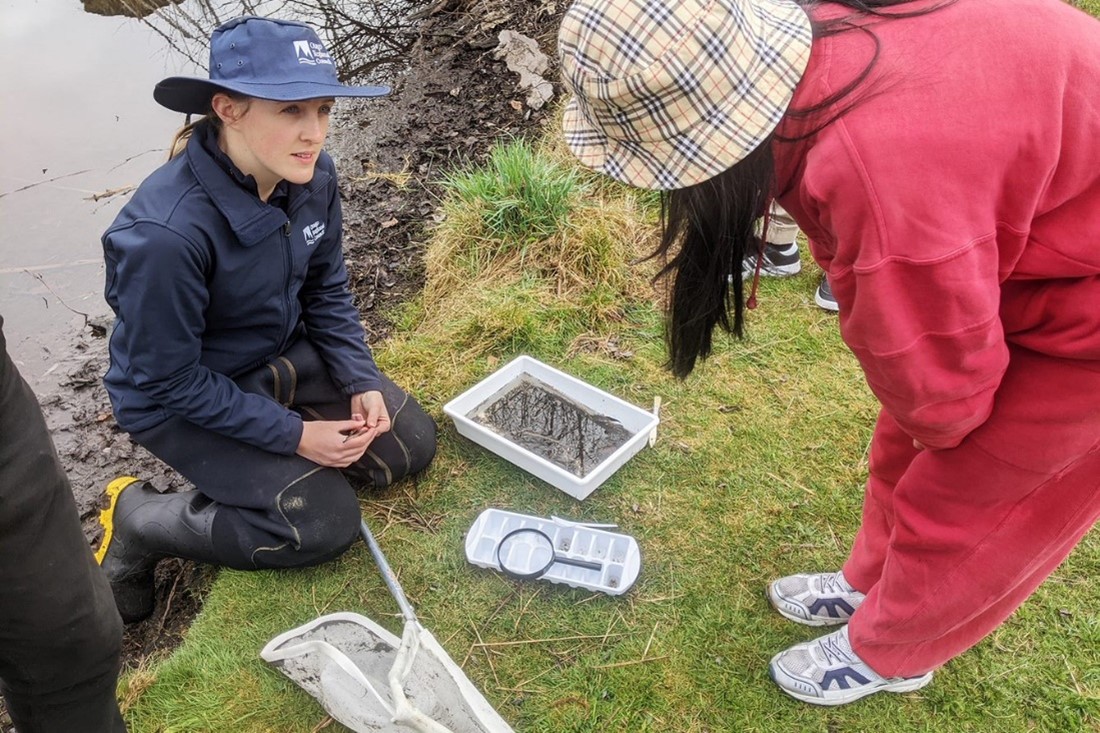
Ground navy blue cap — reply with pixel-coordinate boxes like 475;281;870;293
154;16;390;114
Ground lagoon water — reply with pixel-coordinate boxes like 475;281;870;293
0;0;409;388
0;0;196;386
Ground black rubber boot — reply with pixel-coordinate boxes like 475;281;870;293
95;477;218;624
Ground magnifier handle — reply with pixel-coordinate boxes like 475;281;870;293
556;556;603;572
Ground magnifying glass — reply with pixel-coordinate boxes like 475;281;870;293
495;527;603;580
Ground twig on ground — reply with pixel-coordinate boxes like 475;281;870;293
348;157;412;189
406;0;450;22
591;655;669;670
106;148;163;173
471;632;632;649
1064;657;1085;696
316;576;355;617
309;716;334;732
470;622;501;687
482;586;519;630
599;612;619;646
23;271;92;325
635;593;683;603
86;185;137;202
0;259;100;276
506;664;556;692
765;470;815;496
585;621;663;671
0;169;92;199
513;587;542;632
459;585;518;666
156;562;185;635
641;621;659;659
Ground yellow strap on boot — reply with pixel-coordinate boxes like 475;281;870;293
94;476;141;565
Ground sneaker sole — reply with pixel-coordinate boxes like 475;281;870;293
814;290;840;312
94;476;141;565
767;583;852;627
741;261;803;278
769;659;933;706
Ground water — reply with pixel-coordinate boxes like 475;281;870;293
0;0;190;387
471;377;633;478
0;0;413;389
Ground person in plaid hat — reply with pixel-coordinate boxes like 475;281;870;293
559;0;1100;706
96;17;437;625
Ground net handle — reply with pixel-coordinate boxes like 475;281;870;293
360;519;419;625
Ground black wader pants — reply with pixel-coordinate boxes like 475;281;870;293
0;318;126;733
131;336;437;570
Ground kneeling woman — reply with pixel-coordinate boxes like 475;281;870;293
96;17;436;624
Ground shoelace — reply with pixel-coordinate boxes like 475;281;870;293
819;571;852;595
817;632;857;667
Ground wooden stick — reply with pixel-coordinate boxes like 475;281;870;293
641;621;659;659
592;655;669;670
471;622;501;687
471;632;632;649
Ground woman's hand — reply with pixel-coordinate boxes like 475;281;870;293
349;390;391;445
294;392;389;468
296;417;372;467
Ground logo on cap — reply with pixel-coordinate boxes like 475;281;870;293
293;40;334;66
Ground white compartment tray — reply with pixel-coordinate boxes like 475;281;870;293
465;508;641;595
443;355;658;500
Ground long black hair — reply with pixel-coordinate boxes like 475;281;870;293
655;0;956;379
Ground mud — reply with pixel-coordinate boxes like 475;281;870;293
32;0;565;674
471;378;632;477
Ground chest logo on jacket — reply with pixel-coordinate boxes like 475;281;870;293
303;221;326;247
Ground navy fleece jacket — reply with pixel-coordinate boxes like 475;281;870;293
102;122;381;455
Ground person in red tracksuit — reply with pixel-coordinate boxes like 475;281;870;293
557;0;1100;705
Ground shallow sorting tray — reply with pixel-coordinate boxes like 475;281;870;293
443;355;658;500
465;508;641;595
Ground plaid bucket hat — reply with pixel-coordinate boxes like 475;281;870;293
154;16;390;114
559;0;812;190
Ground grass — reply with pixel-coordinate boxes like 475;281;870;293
120;8;1100;729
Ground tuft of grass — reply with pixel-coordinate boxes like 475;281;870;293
401;129;660;403
117;657;159;717
427;136;657;298
434;139;585;262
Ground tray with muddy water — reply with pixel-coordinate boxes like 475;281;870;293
443;356;658;500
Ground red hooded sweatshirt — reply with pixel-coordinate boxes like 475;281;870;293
775;0;1100;449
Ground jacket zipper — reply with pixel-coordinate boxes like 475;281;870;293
281;219;294;354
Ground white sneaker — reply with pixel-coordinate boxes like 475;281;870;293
770;625;933;706
741;242;802;277
814;275;840;312
768;570;865;626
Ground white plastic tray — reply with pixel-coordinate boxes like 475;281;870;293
465;508;641;595
442;355;658;500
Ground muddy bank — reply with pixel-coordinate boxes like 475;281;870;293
32;0;565;671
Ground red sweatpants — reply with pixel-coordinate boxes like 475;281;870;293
841;346;1100;677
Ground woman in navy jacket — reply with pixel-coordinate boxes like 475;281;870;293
96;16;436;624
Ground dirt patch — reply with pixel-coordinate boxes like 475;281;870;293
32;0;565;677
330;0;564;341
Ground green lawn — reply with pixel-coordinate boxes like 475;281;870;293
119;5;1100;731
